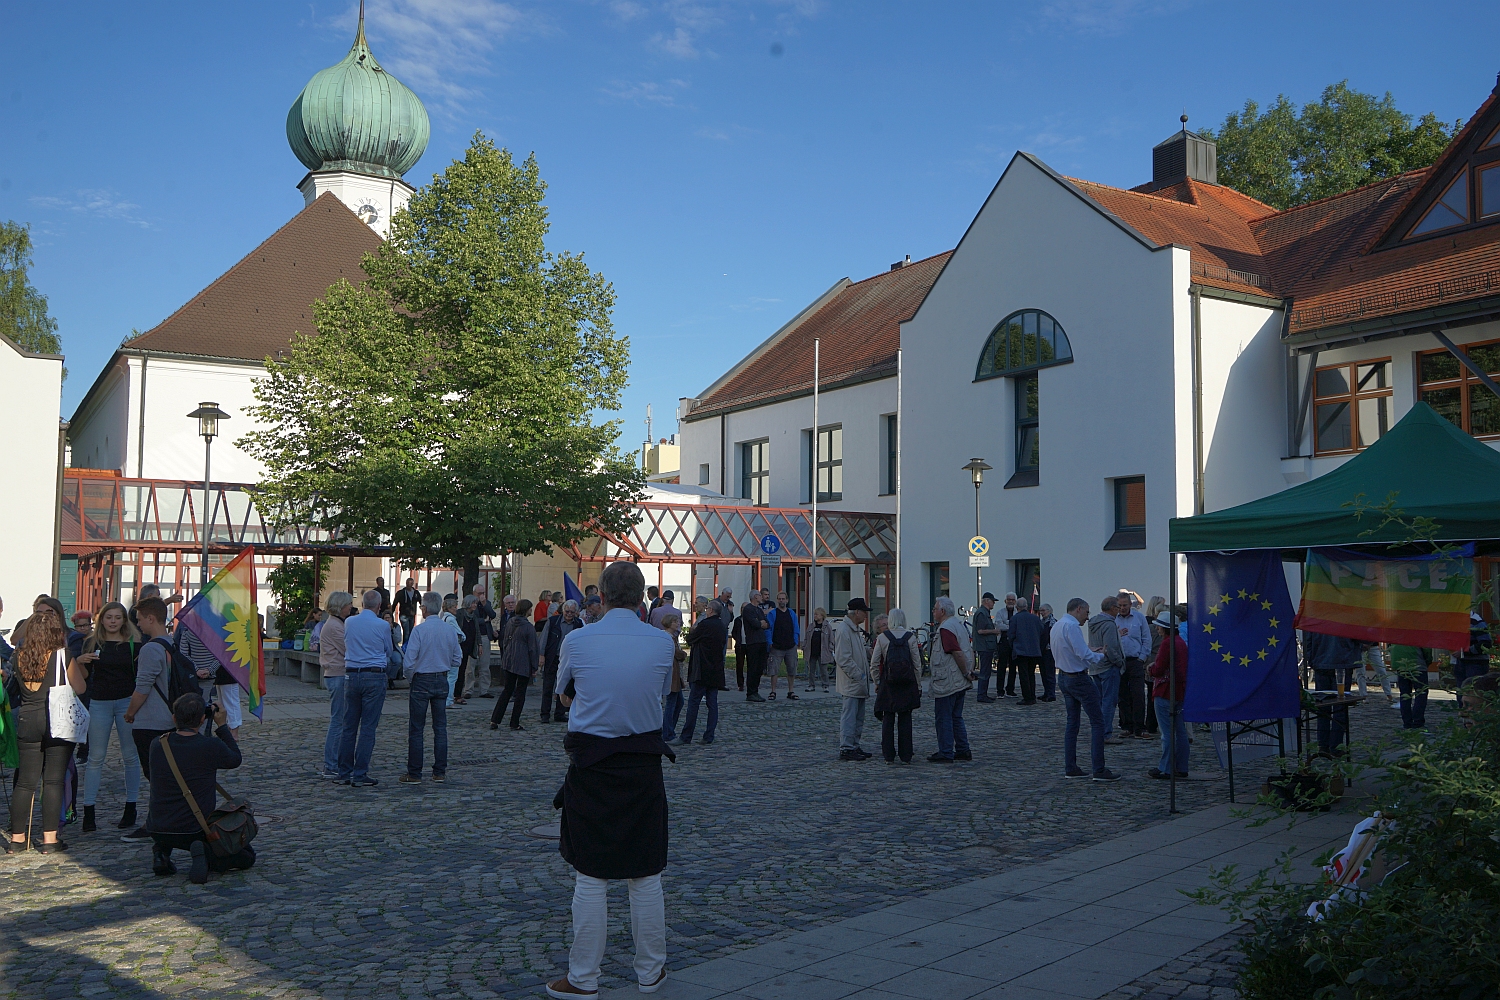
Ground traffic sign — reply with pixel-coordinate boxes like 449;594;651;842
760;533;782;555
969;555;990;568
968;535;989;557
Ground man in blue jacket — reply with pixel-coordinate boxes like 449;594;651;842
765;591;801;702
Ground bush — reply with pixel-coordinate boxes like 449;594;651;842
267;557;329;636
1194;693;1500;999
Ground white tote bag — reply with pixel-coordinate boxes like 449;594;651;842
48;649;90;742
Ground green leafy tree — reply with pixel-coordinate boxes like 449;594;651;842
243;134;642;589
1205;81;1460;209
0;220;61;357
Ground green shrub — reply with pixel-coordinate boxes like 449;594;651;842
267;557;330;636
1193;694;1500;999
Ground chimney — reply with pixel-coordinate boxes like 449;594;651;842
890;254;912;271
1151;114;1217;187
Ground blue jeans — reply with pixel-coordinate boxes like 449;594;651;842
1093;666;1121;737
1153;697;1188;774
679;684;718;743
338;672;388;780
933;691;970;759
662;691;684;741
82;697;140;807
1397;672;1428;730
840;696;867;750
1060;670;1106;775
323;676;347;774
446;664;460;706
407;672;448;777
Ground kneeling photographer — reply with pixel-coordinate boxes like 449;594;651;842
148;692;256;883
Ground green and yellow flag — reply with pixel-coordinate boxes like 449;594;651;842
1296;549;1472;650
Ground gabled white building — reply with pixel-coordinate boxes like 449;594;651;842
1;334;64;613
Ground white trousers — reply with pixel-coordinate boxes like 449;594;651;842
568;872;666;991
1358;646;1395;698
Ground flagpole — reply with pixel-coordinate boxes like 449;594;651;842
1168;549;1179;814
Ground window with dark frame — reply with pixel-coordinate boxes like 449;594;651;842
740;439;769;506
1313;359;1393;455
1014;373;1039;477
1106;477;1146;550
807;424;843;502
882;414;897;495
1405;118;1500;239
698;463;710;485
1419;339;1500;438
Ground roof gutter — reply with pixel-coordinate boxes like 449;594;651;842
1284;294;1500;352
683;365;898;422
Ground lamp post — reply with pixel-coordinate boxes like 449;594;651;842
962;458;991;613
187;402;230;588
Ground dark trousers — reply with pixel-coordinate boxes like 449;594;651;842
132;728;171;783
1013;655;1042;703
454;656;468;700
1119;657;1147;734
998;642;1015;694
881;710;913;763
744;644;768;696
976;650;995;698
492;671;530;727
407;672;448;777
1397;672;1429;730
1040;650;1057;699
735;648;745;690
151;832;256;872
662;691;684;741
1314;667;1352;752
1060;670;1106;775
1454;659;1490;690
680;684;718;743
10;738;71;835
540;662;558;720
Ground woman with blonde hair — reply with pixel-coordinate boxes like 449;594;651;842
76;601;143;833
6;603;88;853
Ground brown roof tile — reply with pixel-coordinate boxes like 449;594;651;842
687;251;951;416
124;193;381;362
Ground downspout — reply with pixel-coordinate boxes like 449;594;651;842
1189;285;1205;515
719;413;727;496
53;419;68;595
1281;300;1298;456
894;347;902;612
135;352;149;478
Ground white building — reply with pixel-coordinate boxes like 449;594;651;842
1;334;65;621
681;80;1500;617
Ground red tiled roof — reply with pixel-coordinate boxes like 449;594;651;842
687;251;952;416
124;193;381;361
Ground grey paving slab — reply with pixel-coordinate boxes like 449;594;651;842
737;971;861;1000
730;940;840;971
780;926;893;956
797;954;918;988
972;985;1085;1000
929;931;1086;982
1012;944;1172;999
674;958;778;991
1095;926;1215;958
949;895;1079;931
876;966;996;999
854;920;1006;965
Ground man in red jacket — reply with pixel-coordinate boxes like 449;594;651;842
1147;612;1189;780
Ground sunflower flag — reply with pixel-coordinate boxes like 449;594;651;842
176;546;266;720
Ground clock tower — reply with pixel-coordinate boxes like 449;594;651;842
285;3;430;236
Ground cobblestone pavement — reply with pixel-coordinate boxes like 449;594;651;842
0;677;1407;999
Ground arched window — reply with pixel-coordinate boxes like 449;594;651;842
974;309;1073;382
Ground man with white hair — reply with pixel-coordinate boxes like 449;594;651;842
317;591;354;779
928;596;975;763
338;589;394;787
834;598;873;761
401;592;463;784
540;600;584;724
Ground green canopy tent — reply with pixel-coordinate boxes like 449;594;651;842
1169;403;1500;553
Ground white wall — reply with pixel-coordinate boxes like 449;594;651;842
678;376;897;514
1197;296;1289;513
897;155;1182;614
0;337;63;624
67;357;132;473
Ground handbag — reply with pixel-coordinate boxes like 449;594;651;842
48;650;90;742
158;734;258;858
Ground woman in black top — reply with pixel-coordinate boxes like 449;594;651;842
77;601;142;833
6;604;88;853
491;600;537;731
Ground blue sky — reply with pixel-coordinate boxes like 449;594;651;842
4;0;1499;455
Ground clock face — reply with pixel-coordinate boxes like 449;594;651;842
356;202;381;225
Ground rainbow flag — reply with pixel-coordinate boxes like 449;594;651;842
1296;549;1473;650
176;547;266;720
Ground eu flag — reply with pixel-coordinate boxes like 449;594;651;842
563;572;585;605
1184;551;1302;723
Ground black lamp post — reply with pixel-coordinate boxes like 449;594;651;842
962;458;991;612
187;402;230;587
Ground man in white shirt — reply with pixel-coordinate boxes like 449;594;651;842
1050;598;1119;782
548;561;674;999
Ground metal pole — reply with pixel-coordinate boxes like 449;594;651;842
1168;548;1179;814
811;338;819;613
974;480;982;612
202;436;212;587
894;347;902;611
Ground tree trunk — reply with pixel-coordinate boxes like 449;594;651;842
461;555;481;598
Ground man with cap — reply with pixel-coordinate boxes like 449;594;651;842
834;598;873;760
972;593;1000;702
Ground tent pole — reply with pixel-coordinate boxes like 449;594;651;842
1168;548;1179;815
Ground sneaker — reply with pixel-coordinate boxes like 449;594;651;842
1147;767;1170;780
1103;736;1124;745
639;968;668;994
478;693;496;699
122;826;154;843
1175;771;1189;778
855;748;873;759
1092;769;1122;782
954;751;973;761
746;694;766;703
151;846;175;875
432;774;446;783
927;752;954;763
976;696;997;703
838;749;863;761
350;777;380;787
399;774;421;784
316;768;341;780
546;978;598;999
188;840;209;884
1064;768;1089;778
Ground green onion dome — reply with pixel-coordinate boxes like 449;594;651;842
286;11;430;180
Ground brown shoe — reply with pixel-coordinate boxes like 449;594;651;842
546;978;597;999
639;967;668;993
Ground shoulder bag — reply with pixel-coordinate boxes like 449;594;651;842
48;650;90;742
158;734;258;857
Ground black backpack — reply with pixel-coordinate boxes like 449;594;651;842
883;631;918;686
150;635;203;708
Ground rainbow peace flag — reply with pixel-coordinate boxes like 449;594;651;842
176;547;266;720
1296;550;1473;650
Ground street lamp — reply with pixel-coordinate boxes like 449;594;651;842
962;457;991;613
187;402;230;587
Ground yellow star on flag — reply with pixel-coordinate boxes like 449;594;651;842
1249;593;1259;601
1208;604;1221;616
1203;623;1215;633
1260;600;1272;610
1220;594;1231;604
1257;649;1269;660
1267;636;1279;647
1222;652;1233;662
1239;656;1251;666
1209;641;1221;652
1237;588;1249;599
1268;617;1279;629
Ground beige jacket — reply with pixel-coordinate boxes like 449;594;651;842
834;615;871;699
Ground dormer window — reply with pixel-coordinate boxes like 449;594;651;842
1409;169;1469;236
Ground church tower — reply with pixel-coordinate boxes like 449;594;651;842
285;3;430;236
